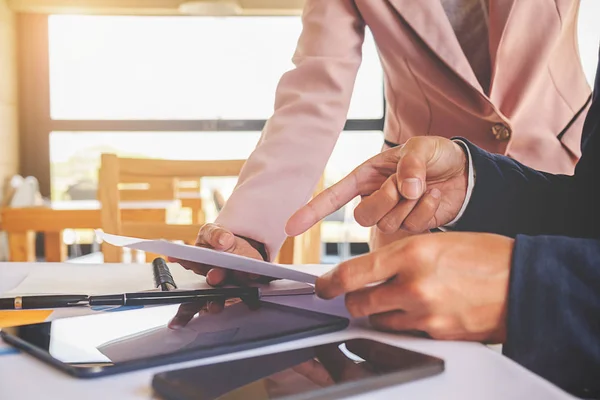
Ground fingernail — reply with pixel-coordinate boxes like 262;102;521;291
168;319;182;330
206;275;216;286
402;178;422;199
207;269;225;286
430;188;441;199
284;219;295;236
314;276;330;298
218;233;232;247
285;213;308;236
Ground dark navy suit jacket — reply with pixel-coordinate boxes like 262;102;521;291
453;57;600;398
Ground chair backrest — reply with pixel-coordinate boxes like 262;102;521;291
99;153;324;265
98;154;246;262
275;175;324;265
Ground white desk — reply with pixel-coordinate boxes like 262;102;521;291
0;263;575;400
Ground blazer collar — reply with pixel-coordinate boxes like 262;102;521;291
386;0;517;96
488;0;518;95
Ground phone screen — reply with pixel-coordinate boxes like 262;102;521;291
154;339;444;400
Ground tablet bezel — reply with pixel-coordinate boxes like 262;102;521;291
151;338;445;400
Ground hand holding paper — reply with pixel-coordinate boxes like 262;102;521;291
171;223;268;286
98;231;332;285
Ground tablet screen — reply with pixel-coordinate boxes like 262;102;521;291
1;299;348;375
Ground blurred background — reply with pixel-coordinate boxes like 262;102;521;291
1;0;599;263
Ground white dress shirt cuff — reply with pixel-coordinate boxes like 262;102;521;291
438;139;475;230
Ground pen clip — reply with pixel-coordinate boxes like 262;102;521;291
68;298;91;307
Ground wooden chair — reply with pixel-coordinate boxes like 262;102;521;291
178;179;206;224
276;176;324;265
118;175;205;224
99;154;324;264
98;154;246;262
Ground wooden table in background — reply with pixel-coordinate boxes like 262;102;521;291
178;193;205;223
0;200;181;262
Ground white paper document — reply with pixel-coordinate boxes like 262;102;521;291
98;232;333;284
3;263;315;297
0;270;28;296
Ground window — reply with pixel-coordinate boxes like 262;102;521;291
50;130;382;234
43;15;386;261
578;0;600;85
48;15;383;120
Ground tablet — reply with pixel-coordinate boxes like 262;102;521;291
0;300;348;378
152;338;445;400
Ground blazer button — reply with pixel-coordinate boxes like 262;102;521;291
492;123;511;141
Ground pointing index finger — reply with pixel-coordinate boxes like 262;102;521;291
285;172;361;236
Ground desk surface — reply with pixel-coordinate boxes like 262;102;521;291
0;264;575;400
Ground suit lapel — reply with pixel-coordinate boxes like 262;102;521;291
386;0;482;93
488;0;518;91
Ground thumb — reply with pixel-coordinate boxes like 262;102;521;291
395;138;440;200
196;224;236;251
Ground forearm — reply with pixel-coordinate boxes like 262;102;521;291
216;0;365;260
505;235;600;398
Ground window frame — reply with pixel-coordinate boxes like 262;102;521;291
18;14;385;196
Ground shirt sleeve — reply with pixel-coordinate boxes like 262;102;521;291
214;0;366;260
439;139;475;230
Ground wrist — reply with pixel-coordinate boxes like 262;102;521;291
443;139;476;228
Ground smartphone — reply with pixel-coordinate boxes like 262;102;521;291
152;338;444;400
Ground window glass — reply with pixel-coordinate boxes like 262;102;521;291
49;16;383;120
578;0;600;85
50;130;382;246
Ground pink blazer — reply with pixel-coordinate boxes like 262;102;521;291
216;0;591;259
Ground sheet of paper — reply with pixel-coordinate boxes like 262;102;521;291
98;232;326;284
4;264;158;296
0;270;28;296
4;263;315;297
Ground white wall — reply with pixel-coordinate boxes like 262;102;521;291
0;0;19;195
578;0;600;85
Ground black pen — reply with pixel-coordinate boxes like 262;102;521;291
0;295;89;310
0;288;260;310
88;288;260;307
